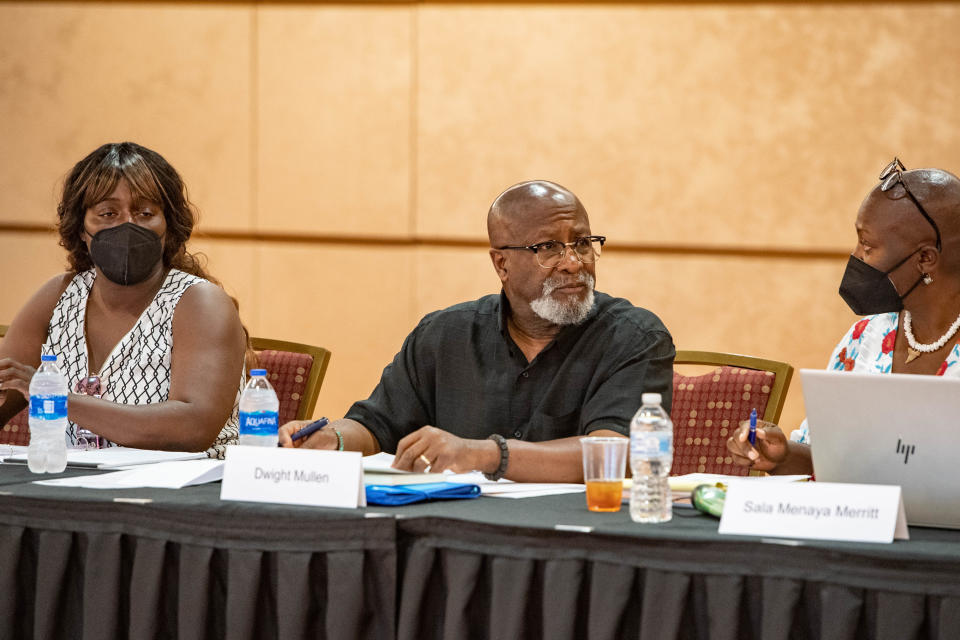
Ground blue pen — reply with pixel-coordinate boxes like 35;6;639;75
291;417;329;442
748;408;757;446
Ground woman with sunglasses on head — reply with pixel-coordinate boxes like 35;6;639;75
0;142;247;458
727;159;960;475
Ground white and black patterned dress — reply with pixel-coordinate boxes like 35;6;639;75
42;268;241;459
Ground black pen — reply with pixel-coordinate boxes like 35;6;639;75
290;417;329;443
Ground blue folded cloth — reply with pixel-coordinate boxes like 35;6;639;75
366;482;481;506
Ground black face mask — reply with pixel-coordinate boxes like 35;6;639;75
88;223;163;286
838;250;924;315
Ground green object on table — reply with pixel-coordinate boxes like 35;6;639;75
692;483;726;518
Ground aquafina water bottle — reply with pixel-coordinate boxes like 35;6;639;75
28;354;69;473
238;369;280;447
630;392;673;523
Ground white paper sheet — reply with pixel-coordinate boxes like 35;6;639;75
666;473;811;493
362;452;418;474
446;471;585;498
362;452;452;478
481;487;587;499
0;445;29;459
33;459;224;489
5;447;207;469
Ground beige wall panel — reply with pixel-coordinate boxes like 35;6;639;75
0;233;66;325
0;2;253;229
255;244;416;420
416;4;960;249
257;5;412;236
602;252;858;431
414;246;500;319
187;238;258;329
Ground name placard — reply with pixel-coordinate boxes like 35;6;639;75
220;445;366;508
718;480;908;543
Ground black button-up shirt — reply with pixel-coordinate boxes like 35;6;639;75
346;291;675;453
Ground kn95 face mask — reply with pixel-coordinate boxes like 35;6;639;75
88;222;163;286
838;251;923;316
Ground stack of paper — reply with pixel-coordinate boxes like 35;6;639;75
33;459;224;489
360;454;584;498
362;452;448;486
364;473;444;486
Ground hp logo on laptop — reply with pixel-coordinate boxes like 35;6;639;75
896;438;916;464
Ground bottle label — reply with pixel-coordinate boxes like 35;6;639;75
632;432;673;458
239;410;279;437
29;395;68;421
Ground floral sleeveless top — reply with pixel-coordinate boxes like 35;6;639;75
791;312;960;444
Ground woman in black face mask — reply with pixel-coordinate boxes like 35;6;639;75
0;142;248;458
726;159;960;476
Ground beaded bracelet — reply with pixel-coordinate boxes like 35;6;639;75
330;427;344;452
298;418;343;451
484;433;509;481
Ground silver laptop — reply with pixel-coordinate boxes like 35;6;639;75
801;368;960;529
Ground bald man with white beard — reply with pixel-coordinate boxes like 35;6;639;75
280;181;675;483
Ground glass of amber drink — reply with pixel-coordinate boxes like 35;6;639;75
580;437;628;512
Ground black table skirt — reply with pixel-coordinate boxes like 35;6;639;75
0;487;396;640
389;497;960;640
2;467;960;640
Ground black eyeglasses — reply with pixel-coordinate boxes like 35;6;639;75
879;158;942;251
498;235;606;269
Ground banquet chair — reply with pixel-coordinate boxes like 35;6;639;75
0;324;30;445
671;350;793;476
251;337;331;424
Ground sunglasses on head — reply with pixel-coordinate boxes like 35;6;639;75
879;158;942;252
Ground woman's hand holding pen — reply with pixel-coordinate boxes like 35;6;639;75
725;422;790;472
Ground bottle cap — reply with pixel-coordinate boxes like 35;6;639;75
641;392;661;405
40;354;57;362
250;369;267;376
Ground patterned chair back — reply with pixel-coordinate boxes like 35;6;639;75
1;408;30;446
671;351;793;476
251;337;331;423
257;350;316;424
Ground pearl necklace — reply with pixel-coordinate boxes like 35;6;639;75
902;310;960;363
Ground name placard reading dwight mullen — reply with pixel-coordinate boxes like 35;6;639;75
220;445;366;508
718;480;908;543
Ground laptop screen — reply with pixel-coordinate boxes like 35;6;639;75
801;368;960;529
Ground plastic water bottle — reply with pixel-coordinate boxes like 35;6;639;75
27;354;69;474
630;392;674;523
238;369;280;447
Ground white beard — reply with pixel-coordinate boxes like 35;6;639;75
529;272;596;326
